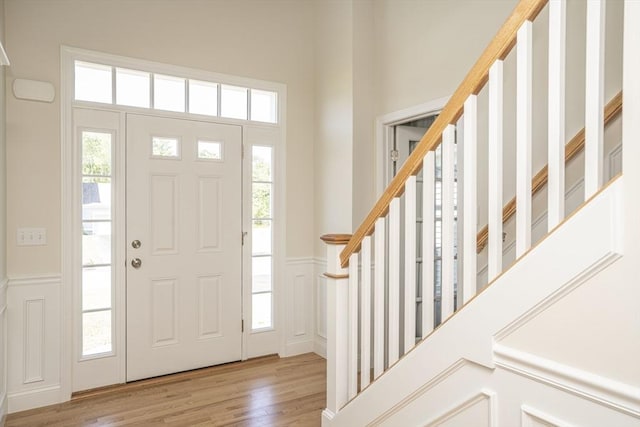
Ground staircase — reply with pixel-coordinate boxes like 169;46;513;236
321;0;640;425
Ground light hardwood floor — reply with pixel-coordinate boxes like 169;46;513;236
6;353;326;427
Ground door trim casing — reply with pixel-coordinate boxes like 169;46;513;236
375;96;449;196
61;46;287;398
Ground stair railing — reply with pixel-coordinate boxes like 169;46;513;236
321;0;624;418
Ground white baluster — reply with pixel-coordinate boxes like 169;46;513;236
360;235;372;389
404;176;417;354
463;95;478;303
373;218;385;379
348;253;359;399
388;198;400;365
516;21;533;258
422;151;436;337
548;0;566;230
441;124;456;321
488;60;504;280
585;0;606;199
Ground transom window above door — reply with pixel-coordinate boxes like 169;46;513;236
74;60;278;124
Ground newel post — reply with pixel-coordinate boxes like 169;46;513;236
320;233;352;422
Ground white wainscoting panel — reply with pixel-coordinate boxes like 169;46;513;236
0;278;8;423
283;258;315;356
314;258;327;358
7;275;63;413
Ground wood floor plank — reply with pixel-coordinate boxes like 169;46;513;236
6;353;326;427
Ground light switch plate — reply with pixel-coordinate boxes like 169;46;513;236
17;228;47;246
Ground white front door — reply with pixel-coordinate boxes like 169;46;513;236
126;114;242;381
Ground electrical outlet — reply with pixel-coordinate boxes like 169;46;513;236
17;228;47;246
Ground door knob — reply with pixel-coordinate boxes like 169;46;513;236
131;240;142;249
131;258;142;269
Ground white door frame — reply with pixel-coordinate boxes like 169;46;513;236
61;46;287;398
375;96;449;196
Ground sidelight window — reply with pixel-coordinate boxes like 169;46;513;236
81;130;114;357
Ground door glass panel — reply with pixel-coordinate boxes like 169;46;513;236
189;80;218;116
252;183;272;219
252;146;272;181
197;140;222;160
220;85;248;120
152;137;180;158
250;89;277;123
82;222;111;266
252;293;272;329
154;74;185;112
83;310;112;356
116;68;150;108
252;256;272;293
75;61;112;104
82;266;112;311
252;220;271;256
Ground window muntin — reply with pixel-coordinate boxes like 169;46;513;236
74;61;278;124
251;145;274;330
80;130;114;357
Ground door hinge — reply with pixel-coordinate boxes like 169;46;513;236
242;144;245;159
242;231;248;245
390;149;399;162
242;319;244;332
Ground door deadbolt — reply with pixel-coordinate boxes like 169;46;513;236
131;258;142;269
131;240;142;249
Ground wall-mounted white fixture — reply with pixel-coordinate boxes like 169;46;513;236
0;41;9;66
13;79;56;103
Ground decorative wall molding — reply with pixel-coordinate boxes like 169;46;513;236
521;404;572;427
7;274;63;413
8;275;62;287
283;258;315;357
495;344;640;418
424;389;497;427
370;359;490;426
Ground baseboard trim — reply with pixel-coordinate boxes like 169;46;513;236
494;344;640;418
0;392;7;425
8;384;64;414
283;339;314;357
314;337;327;359
321;408;336;427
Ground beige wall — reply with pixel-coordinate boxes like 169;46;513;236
314;0;354;256
0;0;5;282
4;0;317;276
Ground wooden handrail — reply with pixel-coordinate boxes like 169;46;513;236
340;0;548;267
475;90;622;252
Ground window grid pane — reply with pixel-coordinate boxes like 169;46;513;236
116;68;150;108
154;74;186;112
75;61;113;104
189;80;218;116
81;130;113;357
74;62;278;123
251;145;274;331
